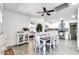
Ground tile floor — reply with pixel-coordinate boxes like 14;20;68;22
10;38;79;55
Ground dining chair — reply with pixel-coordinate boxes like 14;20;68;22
46;34;56;52
55;34;59;47
53;30;59;46
33;33;43;54
68;33;71;40
46;31;59;51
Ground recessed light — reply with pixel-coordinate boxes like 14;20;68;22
60;17;63;20
72;15;76;18
71;3;77;5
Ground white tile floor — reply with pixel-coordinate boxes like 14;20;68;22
10;39;79;55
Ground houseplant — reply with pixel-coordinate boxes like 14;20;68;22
36;23;43;32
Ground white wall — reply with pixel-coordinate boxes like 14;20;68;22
3;9;45;47
45;19;77;29
0;23;2;34
0;7;2;34
3;9;30;46
77;8;79;49
29;17;45;32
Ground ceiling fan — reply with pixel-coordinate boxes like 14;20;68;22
37;7;54;16
37;3;69;16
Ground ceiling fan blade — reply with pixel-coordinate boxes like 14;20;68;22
54;3;69;11
48;10;54;12
47;13;50;16
37;12;44;13
43;7;47;12
41;14;44;16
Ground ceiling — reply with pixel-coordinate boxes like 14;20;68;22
3;3;63;17
3;3;79;21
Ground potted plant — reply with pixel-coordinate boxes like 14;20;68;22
36;23;43;32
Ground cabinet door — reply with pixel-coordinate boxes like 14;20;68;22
18;33;24;43
25;34;28;42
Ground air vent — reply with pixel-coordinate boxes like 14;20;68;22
54;3;69;11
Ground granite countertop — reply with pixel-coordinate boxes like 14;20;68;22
45;28;59;32
17;31;30;33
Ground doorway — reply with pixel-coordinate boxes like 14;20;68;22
70;23;77;40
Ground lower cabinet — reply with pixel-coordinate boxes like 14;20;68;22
58;31;65;39
17;31;29;45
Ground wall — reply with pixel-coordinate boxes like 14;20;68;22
3;9;30;46
3;9;45;46
0;7;2;34
29;17;45;32
77;8;79;49
45;19;77;28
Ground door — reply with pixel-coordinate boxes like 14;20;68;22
70;23;77;40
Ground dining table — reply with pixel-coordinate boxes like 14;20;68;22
38;33;51;55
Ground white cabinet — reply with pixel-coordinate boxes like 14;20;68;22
17;31;29;45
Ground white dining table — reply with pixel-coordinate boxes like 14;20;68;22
40;35;51;55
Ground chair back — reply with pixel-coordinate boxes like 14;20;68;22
52;30;59;42
50;34;54;43
34;33;41;46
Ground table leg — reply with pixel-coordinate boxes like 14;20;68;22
43;41;46;55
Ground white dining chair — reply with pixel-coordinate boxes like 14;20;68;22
55;34;59;47
33;33;43;54
68;33;71;40
46;34;56;52
52;30;59;44
46;30;59;51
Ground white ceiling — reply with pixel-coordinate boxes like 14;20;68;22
3;3;63;17
3;3;79;20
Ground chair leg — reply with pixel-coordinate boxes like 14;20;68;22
50;45;51;52
39;47;41;55
53;44;55;49
35;47;37;53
